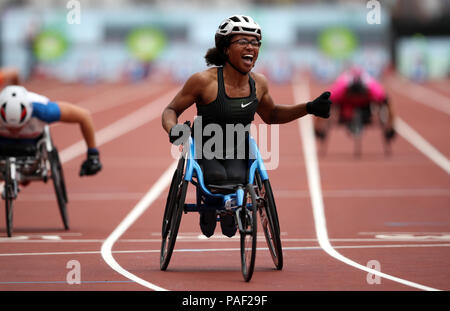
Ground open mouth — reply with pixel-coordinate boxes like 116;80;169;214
241;54;254;66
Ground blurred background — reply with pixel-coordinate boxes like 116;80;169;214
0;0;449;85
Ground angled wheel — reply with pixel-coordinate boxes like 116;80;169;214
160;157;187;271
53;148;68;203
49;149;69;230
240;184;257;282
255;171;283;270
3;158;15;237
378;104;392;156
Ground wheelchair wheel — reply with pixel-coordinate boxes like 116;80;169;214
379;104;392;156
3;158;14;237
255;171;283;270
349;108;363;158
160;157;187;271
49;149;69;230
239;184;257;282
53;148;68;204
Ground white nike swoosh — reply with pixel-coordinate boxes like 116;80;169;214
241;100;254;108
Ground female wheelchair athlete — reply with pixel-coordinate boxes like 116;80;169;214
0;126;68;237
160;122;283;282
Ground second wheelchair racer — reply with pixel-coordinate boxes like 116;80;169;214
162;15;331;238
315;66;396;141
0;85;102;176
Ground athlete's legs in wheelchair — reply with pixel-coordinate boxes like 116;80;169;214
198;158;248;237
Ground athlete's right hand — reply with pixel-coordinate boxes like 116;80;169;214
169;123;191;145
80;149;102;176
306;92;332;118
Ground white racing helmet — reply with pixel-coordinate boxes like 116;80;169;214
0;86;33;128
216;15;262;40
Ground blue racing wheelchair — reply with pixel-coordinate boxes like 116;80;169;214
160;122;283;282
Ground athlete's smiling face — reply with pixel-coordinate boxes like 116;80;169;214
226;34;261;73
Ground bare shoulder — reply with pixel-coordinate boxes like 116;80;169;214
186;67;216;88
183;68;217;104
250;71;269;97
251;72;269;88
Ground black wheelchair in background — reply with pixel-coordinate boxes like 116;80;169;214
1;126;68;237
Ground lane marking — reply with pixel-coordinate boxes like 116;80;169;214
0;280;134;285
394;117;450;174
100;160;177;291
59;88;179;163
388;75;450;115
77;83;167;114
3;236;450;244
2;243;450;257
294;76;441;291
14;187;450;202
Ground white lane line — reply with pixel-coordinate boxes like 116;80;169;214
2;237;450;244
3;243;450;257
100;160;177;292
16;187;450;202
294;77;441;291
395;117;450;174
77;83;166;114
58;88;178;163
388;75;450;115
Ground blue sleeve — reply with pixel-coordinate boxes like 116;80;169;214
31;101;61;123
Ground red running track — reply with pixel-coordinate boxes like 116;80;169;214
0;73;449;291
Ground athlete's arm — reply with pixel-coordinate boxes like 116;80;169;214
162;71;207;133
57;101;97;149
255;73;307;124
255;73;330;124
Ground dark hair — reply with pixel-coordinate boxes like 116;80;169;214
204;34;232;66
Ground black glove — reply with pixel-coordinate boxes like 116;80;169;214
80;148;102;176
384;128;396;141
169;123;191;145
306;91;332;118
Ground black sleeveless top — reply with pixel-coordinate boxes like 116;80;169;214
194;67;258;159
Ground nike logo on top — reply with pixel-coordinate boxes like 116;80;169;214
241;100;254;108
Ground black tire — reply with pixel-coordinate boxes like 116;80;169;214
379;104;392;157
4;158;14;237
53;149;68;203
49;149;69;230
240;184;257;282
255;172;283;270
160;157;187;271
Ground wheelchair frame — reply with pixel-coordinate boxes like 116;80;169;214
318;103;392;157
160;126;283;282
1;126;68;237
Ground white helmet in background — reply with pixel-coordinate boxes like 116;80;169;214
0;85;33;128
216;15;262;40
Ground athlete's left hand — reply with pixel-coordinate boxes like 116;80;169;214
306;92;332;118
80;148;102;176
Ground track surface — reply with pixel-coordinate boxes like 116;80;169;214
0;73;449;291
